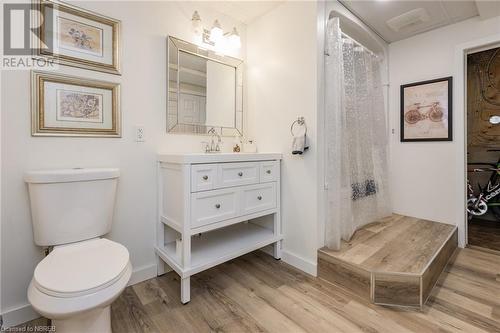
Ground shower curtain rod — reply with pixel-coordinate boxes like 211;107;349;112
340;31;377;57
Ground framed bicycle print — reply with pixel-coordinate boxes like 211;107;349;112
32;0;121;74
400;76;452;142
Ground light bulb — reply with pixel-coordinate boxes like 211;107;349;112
228;27;241;49
210;20;223;43
191;11;202;36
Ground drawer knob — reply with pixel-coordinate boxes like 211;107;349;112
203;175;209;180
257;196;262;201
215;203;221;209
238;172;243;177
266;170;271;174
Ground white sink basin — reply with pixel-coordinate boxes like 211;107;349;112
158;152;282;164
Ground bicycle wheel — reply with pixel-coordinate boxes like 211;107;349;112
467;197;488;216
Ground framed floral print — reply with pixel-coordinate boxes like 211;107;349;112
31;71;121;137
400;76;453;142
32;0;121;74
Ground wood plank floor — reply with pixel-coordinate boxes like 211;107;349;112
318;214;457;274
15;247;500;333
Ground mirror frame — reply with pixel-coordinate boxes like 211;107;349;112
167;36;243;136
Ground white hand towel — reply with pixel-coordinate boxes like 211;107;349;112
292;134;308;155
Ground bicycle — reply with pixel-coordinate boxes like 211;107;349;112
467;152;500;220
404;102;444;124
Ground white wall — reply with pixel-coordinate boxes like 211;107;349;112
0;1;246;326
246;1;319;275
389;16;500;228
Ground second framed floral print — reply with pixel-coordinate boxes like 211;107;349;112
33;0;121;74
32;71;121;137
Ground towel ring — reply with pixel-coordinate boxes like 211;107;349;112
290;117;307;136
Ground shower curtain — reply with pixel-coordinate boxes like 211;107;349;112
325;18;391;250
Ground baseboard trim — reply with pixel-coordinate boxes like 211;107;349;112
1;264;157;328
1;304;39;329
281;249;317;276
128;263;157;286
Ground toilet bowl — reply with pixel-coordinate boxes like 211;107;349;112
24;168;130;333
28;238;132;333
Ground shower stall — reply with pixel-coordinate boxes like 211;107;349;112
319;3;392;250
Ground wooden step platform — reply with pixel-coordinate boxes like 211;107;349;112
318;214;457;309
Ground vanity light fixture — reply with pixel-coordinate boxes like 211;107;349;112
191;11;241;50
191;10;202;36
209;19;223;43
227;27;241;49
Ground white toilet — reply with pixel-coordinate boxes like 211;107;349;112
24;168;132;333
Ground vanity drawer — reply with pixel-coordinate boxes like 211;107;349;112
191;188;239;228
217;162;260;188
241;183;277;215
191;164;217;192
260;161;279;183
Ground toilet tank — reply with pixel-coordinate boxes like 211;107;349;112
24;168;120;246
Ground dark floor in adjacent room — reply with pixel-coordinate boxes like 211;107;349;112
468;217;500;252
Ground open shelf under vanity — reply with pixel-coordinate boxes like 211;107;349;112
156;222;280;277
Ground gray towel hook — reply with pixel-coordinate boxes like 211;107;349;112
290;117;307;136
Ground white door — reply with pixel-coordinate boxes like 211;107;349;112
179;93;206;125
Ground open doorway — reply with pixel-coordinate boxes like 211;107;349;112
466;46;500;252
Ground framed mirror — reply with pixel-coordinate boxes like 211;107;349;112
167;36;243;136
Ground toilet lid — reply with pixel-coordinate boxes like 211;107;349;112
34;238;130;297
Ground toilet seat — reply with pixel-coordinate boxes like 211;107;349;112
34;238;129;298
28;262;132;320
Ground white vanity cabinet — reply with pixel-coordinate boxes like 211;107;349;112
155;153;283;303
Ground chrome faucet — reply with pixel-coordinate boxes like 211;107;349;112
205;128;221;153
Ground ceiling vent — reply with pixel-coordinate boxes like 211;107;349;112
386;8;430;32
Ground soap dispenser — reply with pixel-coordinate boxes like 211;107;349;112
232;136;241;152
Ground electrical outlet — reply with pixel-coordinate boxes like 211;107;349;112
135;126;145;142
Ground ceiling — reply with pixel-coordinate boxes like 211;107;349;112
202;1;285;25
203;0;499;43
339;0;500;43
340;0;482;43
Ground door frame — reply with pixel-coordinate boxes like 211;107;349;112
454;34;500;247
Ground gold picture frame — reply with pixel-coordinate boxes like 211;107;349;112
31;71;121;137
32;0;121;75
